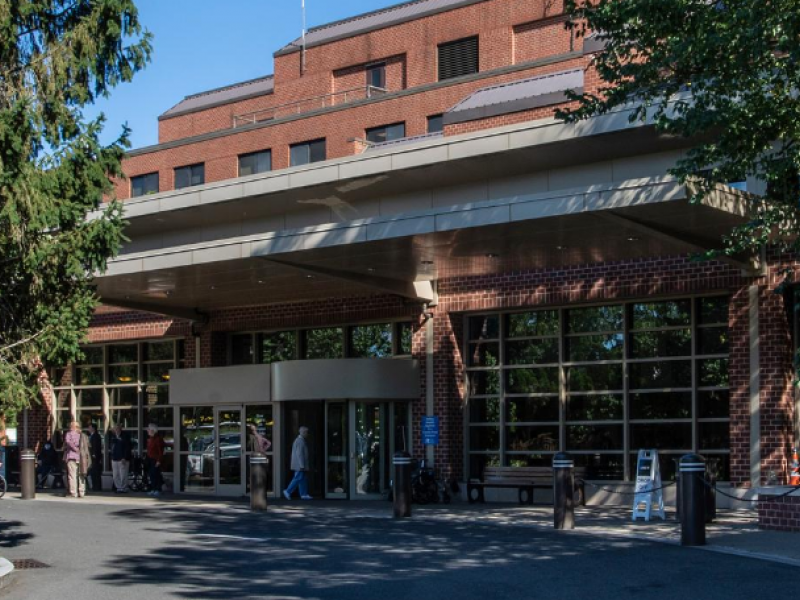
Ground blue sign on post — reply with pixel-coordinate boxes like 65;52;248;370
421;416;439;445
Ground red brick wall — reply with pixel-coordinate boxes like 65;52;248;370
759;495;800;532
728;286;751;486
513;15;573;64
333;54;407;95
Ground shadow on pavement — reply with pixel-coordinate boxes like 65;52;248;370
0;519;33;548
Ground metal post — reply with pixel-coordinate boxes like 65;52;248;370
553;452;574;530
393;451;412;518
20;449;36;500
250;453;268;512
680;454;706;546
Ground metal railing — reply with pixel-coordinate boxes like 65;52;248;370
232;85;388;128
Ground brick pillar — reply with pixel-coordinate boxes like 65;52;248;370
728;285;751;486
197;331;228;367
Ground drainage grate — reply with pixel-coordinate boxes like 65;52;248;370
11;559;50;570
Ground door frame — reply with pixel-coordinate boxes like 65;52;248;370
214;405;246;496
324;400;348;499
349;401;389;499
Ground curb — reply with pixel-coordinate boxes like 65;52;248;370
0;557;14;589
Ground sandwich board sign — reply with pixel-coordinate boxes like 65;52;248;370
632;449;666;521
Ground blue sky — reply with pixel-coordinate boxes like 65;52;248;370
86;0;398;149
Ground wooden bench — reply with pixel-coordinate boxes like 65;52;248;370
467;466;586;505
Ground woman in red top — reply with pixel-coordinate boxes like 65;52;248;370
146;423;165;496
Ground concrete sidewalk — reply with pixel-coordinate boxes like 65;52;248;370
7;489;797;567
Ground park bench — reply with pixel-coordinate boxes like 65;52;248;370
467;466;586;505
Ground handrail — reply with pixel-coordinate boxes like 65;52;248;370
232;85;388;128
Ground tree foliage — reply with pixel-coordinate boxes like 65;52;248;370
560;0;800;260
0;1;151;422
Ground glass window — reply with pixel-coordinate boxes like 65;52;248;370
567;334;624;362
397;322;413;355
290;139;326;167
427;114;443;133
304;327;344;359
438;36;479;81
567;305;623;333
144;341;175;362
366;63;386;89
632;300;691;329
365;122;405;144
506;397;559;422
507;310;559;337
566;394;623;421
469;315;499;339
467;341;500;367
259;331;297;363
131;172;159;197
109;344;138;365
230;334;254;365
238;150;272;176
174;163;204;189
350;324;393;358
469;397;500;423
109;387;138;407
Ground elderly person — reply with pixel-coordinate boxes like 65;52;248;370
146;423;165;497
283;426;312;500
109;425;132;493
63;421;88;498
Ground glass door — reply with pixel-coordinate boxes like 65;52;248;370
351;402;388;499
325;402;348;499
214;406;245;496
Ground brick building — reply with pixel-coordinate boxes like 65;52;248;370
21;0;799;511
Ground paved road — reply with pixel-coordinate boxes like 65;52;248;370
0;498;790;600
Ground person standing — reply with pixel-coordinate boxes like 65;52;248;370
36;436;58;488
146;423;165;497
283;426;312;500
88;423;103;491
63;421;86;498
109;425;132;493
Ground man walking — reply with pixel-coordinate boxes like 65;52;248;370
110;425;132;493
283;426;312;500
88;423;103;491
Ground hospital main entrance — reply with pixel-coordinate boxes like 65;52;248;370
283;401;411;500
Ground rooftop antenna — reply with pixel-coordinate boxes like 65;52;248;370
301;0;307;75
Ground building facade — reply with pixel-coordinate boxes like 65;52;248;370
23;0;798;506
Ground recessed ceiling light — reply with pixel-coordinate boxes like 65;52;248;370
555;245;567;251
306;274;315;279
257;280;265;284
366;267;376;273
210;285;216;290
485;253;499;259
627;236;640;242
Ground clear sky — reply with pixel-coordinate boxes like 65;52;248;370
85;0;399;149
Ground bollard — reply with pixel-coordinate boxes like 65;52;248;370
249;453;268;512
679;454;706;546
553;452;574;530
20;449;36;500
393;451;412;518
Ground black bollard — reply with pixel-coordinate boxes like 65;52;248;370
250;453;268;512
680;454;706;546
20;449;36;500
553;452;574;530
393;452;412;518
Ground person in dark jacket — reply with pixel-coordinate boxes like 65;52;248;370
109;425;132;493
88;423;103;492
36;437;59;488
146;423;165;497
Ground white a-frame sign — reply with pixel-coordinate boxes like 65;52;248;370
632;449;666;521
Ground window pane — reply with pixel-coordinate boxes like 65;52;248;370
144;407;173;429
506;310;559;337
77;389;103;408
506;397;559;422
145;363;171;383
290;143;309;166
427;114;443;133
260;331;296;363
77;367;103;385
505;367;559;394
567;424;623;450
78;409;105;433
366;63;385;88
630;423;692;450
699;296;729;325
239;150;271;176
398;322;413;355
131;172;158;197
566;394;623;421
110;408;138;429
245;405;274;448
109;365;137;384
190;164;204;186
350;324;393;358
304;327;343;359
699;422;729;450
143;384;169;406
506;454;553;467
175;164;204;189
567;305;623;333
144;341;174;362
566;364;623;392
632;300;691;329
79;346;104;365
630;392;692;420
469;315;498;339
109;387;138;407
182;454;214;492
629;453;682;481
467;342;499;367
698;327;729;355
230;334;254;365
567;334;624;361
705;454;730;481
505;339;558;365
469;426;499;451
507;425;559;451
629;360;692;389
469;397;500;422
699;358;729;387
109;344;138;364
698;390;730;418
630;329;691;358
366;123;405;144
180;406;214;451
572;454;624;480
309;139;326;163
469;454;500;478
469;371;500;395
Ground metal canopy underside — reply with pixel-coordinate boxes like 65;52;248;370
96;190;750;315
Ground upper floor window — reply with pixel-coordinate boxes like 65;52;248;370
238;150;272;177
365;122;406;144
366;62;386;89
174;163;205;189
131;172;159;198
438;36;479;81
427;114;444;134
290;139;326;167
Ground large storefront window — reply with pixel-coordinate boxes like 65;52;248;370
466;296;730;481
50;339;183;473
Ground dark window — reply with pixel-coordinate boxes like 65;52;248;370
174;163;205;189
238;150;272;177
290;139;326;167
366;62;386;89
230;334;254;365
365;122;406;144
131;172;159;197
438;36;479;81
427;114;444;133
